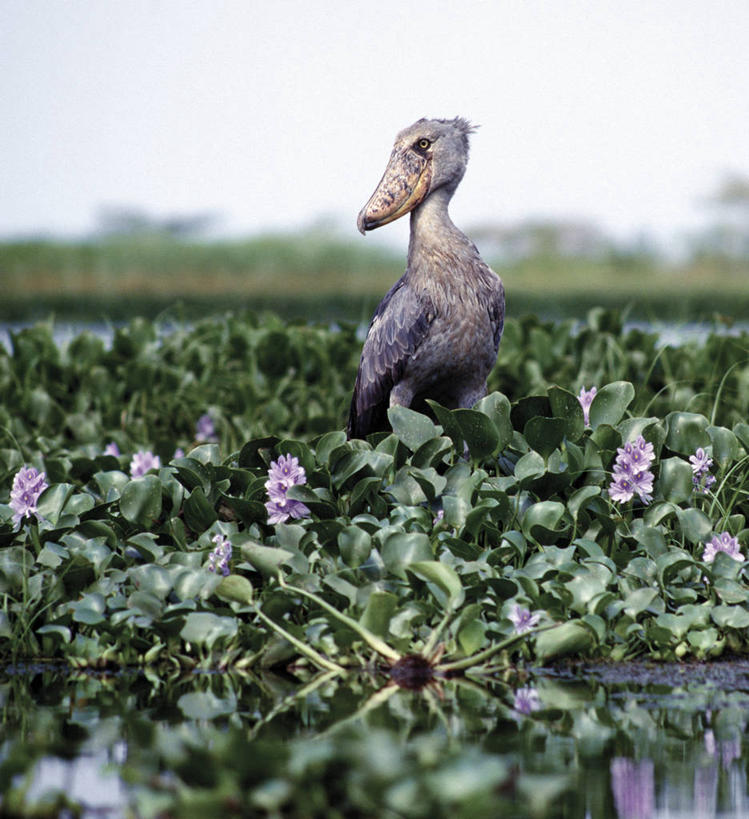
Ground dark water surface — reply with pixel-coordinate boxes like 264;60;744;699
3;661;749;817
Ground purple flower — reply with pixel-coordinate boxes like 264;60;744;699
508;604;541;634
608;435;655;505
267;454;306;490
608;472;636;503
433;509;445;526
195;413;217;443
578;386;597;427
513;686;541;715
173;447;185;459
207;533;232;576
690;447;712;475
610;757;655;819
690;448;715;494
629;469;654;505
103;441;120;457
130;450;161;478
9;466;48;526
264;454;310;524
702;531;742;563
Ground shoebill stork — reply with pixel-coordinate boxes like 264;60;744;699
347;117;505;439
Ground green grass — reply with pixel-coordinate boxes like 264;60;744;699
3;234;749;322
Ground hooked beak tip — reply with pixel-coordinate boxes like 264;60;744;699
356;212;369;236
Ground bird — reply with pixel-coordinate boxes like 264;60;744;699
346;116;505;439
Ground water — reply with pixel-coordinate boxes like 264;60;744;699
2;318;749;355
3;661;749;817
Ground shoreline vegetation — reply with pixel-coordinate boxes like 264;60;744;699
3;233;749;323
2;306;749;675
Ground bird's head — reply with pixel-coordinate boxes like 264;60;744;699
357;117;477;234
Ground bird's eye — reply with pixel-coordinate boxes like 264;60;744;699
416;138;431;150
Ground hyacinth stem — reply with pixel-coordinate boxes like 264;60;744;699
254;606;345;674
249;669;340;740
277;573;401;662
437;622;560;673
421;607;457;661
318;683;400;739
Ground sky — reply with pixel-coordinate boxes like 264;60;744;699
1;0;748;249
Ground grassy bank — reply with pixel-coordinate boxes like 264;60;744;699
3;235;749;322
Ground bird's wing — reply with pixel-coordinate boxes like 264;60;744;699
487;273;506;351
347;278;436;439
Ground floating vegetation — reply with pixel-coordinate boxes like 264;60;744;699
0;307;748;673
2;307;749;813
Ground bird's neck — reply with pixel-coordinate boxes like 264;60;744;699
407;187;475;272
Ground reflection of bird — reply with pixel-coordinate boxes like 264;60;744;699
347;117;505;439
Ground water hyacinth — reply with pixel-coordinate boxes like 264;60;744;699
130;450;162;478
577;386;597;427
103;441;120;457
508;604;541;634
10;466;48;526
608;435;655;505
265;454;310;524
207;533;232;576
513;687;541;715
690;447;716;494
195;413;218;443
702;531;742;563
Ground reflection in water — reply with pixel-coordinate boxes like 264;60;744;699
611;758;654;819
2;663;749;816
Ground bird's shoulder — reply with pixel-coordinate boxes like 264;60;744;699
360;277;438;382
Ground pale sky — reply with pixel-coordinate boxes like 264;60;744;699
1;0;748;249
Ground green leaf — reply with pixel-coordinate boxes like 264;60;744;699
216;574;253;605
387;406;441;451
522;501;567;543
381;532;433;579
130;564;172;599
733;422;749;451
589;381;634;429
524;417;566;461
37;624;72;643
35;483;75;526
473;392;513;451
622;587;660;618
568;486;600;520
427;400;465;451
120;475;163;527
178;690;236;720
180;611;238;649
514;451;546;483
359;590;398;638
338;525;371;568
535;622;594;661
183;486;217;532
713;577;749;604
657;458;693;503
676;507;713;545
239;538;295;577
664;412;710;455
127;590;163;620
409;561;465;610
548;386;585;441
412;436;454;469
656;550;695;585
711;604;749;629
708;426;739;469
453;409;501;460
173;567;219;600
